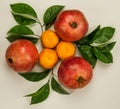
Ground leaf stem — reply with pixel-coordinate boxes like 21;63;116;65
51;68;58;77
48;68;54;82
36;19;45;33
33;34;40;38
48;68;57;83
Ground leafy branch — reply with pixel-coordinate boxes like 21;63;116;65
19;68;69;104
6;3;67;104
75;25;116;68
7;3;64;44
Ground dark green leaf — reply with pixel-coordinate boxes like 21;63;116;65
77;45;97;68
6;35;38;44
45;20;55;30
93;47;113;63
51;77;69;95
75;25;100;45
43;5;65;29
75;25;115;66
26;82;50;104
75;36;89;45
92;27;115;43
12;13;36;25
10;3;37;18
6;25;38;44
96;42;116;52
7;25;34;36
19;69;50;82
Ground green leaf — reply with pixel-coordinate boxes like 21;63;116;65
75;25;116;66
77;45;97;68
51;77;69;95
92;27;115;43
7;25;34;36
19;69;50;82
6;25;38;44
96;42;116;52
10;3;37;18
75;25;100;45
43;5;65;29
26;82;50;104
6;35;38;44
44;20;55;30
12;13;36;25
93;47;113;63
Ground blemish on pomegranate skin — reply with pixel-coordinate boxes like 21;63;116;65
8;58;13;64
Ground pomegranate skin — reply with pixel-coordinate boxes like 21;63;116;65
58;57;93;89
54;10;89;42
6;39;39;73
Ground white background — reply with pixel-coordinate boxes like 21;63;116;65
0;0;120;109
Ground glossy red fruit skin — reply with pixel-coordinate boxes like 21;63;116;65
54;10;88;42
58;57;93;89
6;39;39;73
